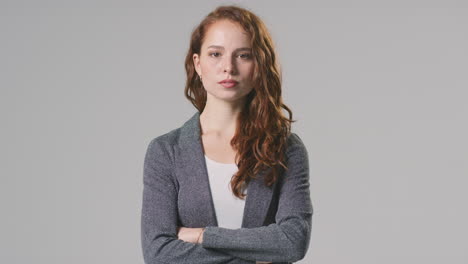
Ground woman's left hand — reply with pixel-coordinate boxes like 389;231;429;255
177;226;204;244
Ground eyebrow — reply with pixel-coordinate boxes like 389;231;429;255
207;45;252;52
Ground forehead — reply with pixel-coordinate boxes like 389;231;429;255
202;20;251;49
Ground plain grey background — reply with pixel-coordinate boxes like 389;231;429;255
1;0;467;263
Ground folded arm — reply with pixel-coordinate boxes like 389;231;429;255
200;133;313;263
141;138;255;264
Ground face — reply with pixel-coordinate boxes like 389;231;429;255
193;19;254;103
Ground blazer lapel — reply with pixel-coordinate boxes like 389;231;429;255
178;111;275;228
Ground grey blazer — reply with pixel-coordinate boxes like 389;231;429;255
141;111;313;264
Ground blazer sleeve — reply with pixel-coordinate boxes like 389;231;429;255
201;133;313;263
141;138;255;264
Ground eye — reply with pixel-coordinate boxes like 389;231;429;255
209;52;221;57
239;53;252;59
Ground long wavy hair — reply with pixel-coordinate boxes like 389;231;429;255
184;5;296;199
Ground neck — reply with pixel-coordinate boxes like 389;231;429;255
200;101;244;138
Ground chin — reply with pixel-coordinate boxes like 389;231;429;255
208;93;241;102
207;89;250;102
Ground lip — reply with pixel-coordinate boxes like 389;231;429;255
218;79;239;88
218;79;239;84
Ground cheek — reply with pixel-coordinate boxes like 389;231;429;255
201;60;220;75
242;62;254;75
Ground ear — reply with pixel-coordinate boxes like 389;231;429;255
193;53;201;76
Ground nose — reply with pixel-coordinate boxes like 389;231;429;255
223;55;236;74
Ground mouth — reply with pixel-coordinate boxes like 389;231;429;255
218;79;239;84
219;81;238;88
218;79;239;88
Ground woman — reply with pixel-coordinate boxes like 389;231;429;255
141;5;313;264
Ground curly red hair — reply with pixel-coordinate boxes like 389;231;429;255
184;5;296;199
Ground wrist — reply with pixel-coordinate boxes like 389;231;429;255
197;228;205;244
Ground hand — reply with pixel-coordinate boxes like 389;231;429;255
177;226;204;244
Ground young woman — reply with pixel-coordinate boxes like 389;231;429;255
141;5;313;264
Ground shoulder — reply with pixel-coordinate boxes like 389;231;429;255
284;132;309;172
286;132;308;156
145;127;181;165
148;127;180;149
287;132;304;146
146;112;198;153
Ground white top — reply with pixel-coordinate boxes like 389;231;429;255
204;155;247;229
